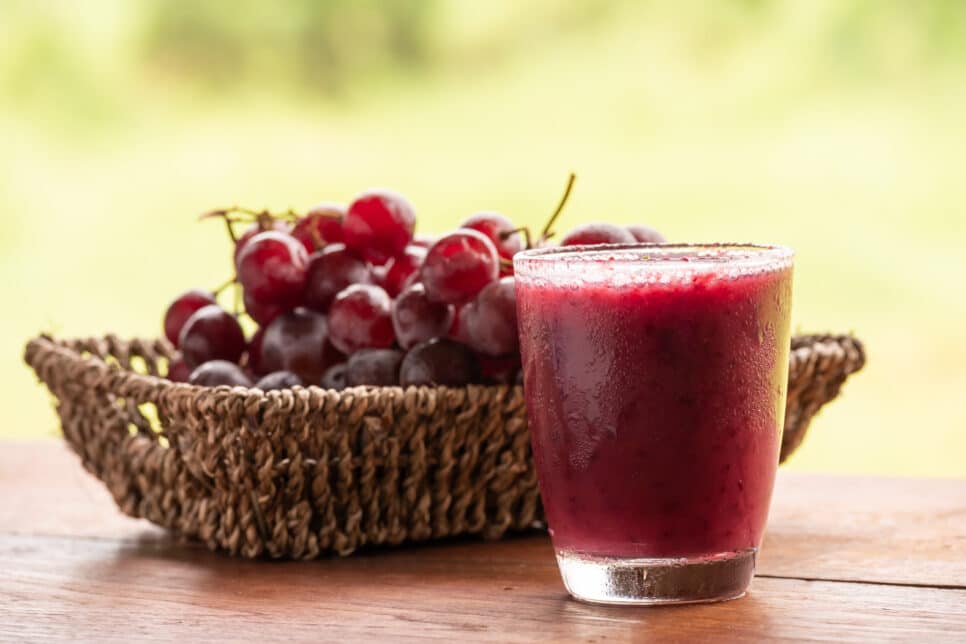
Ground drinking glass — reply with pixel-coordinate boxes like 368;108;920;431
514;243;794;605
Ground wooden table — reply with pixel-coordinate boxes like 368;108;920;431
2;442;964;642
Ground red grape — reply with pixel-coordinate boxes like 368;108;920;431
167;358;192;383
343;190;415;265
625;224;666;243
237;231;309;313
234;220;291;267
560;223;635;246
292;202;346;254
302;243;373;313
458;277;518;357
178;305;246;368
478;353;521;385
258;308;340;384
448;303;465;340
420;229;499;305
327;284;395;354
378;245;426;297
243;291;284;326
399;339;479;387
321;363;347;390
189;360;253;387
163;289;216;347
460;212;523;262
254;371;303;391
345;349;404;387
391;283;454;350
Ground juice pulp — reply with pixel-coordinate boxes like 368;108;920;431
516;248;793;559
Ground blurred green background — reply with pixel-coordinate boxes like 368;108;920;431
2;0;964;476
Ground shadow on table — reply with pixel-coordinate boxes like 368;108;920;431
59;528;775;637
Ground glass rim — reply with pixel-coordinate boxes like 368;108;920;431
513;242;794;280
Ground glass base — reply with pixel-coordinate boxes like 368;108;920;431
556;548;756;606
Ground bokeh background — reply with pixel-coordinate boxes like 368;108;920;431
2;0;964;476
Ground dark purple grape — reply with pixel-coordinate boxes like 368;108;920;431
320;363;347;390
189;360;253;387
399;339;479;387
167;358;192;383
625;224;666;243
460;277;518;357
254;371;304;391
245;327;266;375
391;283;455;350
259;308;341;384
302;243;372;313
448;303;466;341
178;305;246;369
243;290;285;326
478;353;521;385
163;289;216;347
328;284;395;355
345;349;404;386
560;223;635;246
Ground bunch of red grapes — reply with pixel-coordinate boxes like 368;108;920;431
163;182;664;391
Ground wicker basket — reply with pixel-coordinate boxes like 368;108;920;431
24;333;864;559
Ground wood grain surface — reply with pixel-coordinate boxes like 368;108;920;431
1;441;964;642
761;473;966;588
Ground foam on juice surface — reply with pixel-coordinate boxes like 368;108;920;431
515;244;793;290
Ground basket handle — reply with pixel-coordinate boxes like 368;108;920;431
24;334;175;406
782;333;865;461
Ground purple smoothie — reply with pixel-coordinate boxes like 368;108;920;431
516;245;793;560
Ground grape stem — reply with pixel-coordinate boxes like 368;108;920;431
212;276;236;296
303;212;326;251
200;205;301;224
223;216;238;244
495;173;576;251
254;210;275;231
199;206;260;221
201;205;306;254
500;226;532;249
539;172;576;243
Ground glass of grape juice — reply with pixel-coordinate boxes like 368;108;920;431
514;243;794;605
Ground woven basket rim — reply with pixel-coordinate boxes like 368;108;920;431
25;333;514;405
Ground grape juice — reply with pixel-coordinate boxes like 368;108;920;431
516;245;793;561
